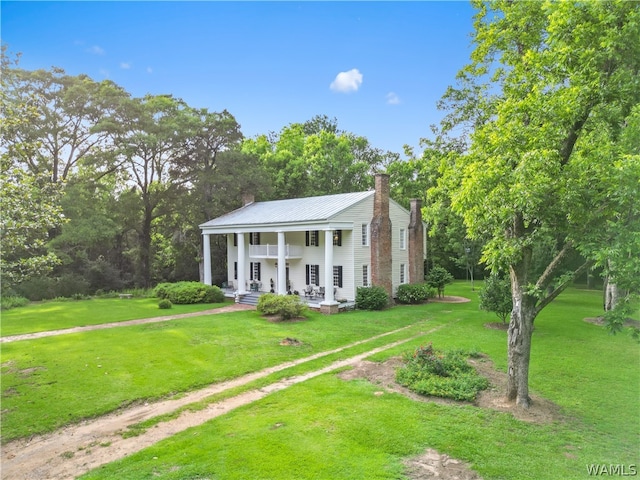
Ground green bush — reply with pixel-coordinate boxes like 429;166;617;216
396;343;489;401
395;283;436;304
154;282;224;305
355;286;389;310
426;266;454;298
479;274;512;323
0;296;30;310
257;293;307;321
158;299;173;309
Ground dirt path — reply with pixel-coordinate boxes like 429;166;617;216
1;323;448;480
0;303;255;344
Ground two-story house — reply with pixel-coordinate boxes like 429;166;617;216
199;174;426;313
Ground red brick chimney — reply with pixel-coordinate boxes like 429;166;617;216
242;193;255;206
370;174;392;298
408;199;425;283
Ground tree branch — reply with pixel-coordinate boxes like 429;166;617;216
535;241;573;291
535;260;593;315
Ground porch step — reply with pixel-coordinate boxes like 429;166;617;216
238;292;261;306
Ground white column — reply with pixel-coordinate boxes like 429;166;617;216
237;232;247;294
203;233;212;285
322;229;336;304
277;231;287;295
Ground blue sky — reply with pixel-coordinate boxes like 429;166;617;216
1;1;477;156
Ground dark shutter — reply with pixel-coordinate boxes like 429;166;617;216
315;230;319;247
306;231;310;246
250;262;254;280
257;262;261;281
234;262;238;280
233;233;237;246
306;264;310;285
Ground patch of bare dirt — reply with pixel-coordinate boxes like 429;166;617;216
404;449;483;480
430;296;471;304
584;316;640;327
279;337;303;346
483;322;509;331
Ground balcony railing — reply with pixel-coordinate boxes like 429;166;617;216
249;244;303;259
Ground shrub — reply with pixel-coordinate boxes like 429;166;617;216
257;293;307;321
396;283;436;304
479;274;512;323
396;343;489;401
426;266;454;298
154;282;224;304
14;276;57;301
0;296;29;310
355;286;389;310
158;299;173;309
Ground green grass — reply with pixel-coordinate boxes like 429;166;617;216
77;282;638;480
0;297;229;336
1;304;443;441
3;282;639;479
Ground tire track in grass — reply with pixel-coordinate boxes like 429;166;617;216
1;321;452;480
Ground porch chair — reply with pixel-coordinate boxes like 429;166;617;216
304;285;314;298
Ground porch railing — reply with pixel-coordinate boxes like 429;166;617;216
249;244;303;259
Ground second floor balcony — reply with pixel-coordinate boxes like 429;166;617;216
249;244;303;259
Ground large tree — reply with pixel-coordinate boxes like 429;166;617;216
433;0;640;407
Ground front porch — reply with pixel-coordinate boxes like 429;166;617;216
220;286;355;312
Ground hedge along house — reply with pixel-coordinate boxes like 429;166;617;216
199;174;426;314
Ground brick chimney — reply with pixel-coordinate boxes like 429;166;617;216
370;174;393;298
408;199;425;283
242;193;255;206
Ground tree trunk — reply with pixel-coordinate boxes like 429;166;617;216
604;278;619;312
138;204;153;289
506;254;537;409
506;290;536;408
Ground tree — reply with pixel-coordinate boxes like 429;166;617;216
2;62;127;184
479;274;512;324
426;266;454;298
432;1;640;407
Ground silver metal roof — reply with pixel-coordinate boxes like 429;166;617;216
199;191;374;230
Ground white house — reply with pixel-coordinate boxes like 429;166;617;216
199;174;426;313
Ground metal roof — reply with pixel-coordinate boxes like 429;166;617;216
199;190;374;230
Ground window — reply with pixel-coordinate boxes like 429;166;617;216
361;224;369;246
399;228;406;250
250;262;261;281
362;265;369;287
249;232;260;245
333;266;343;288
333;230;342;246
305;230;320;247
306;264;320;286
400;263;406;284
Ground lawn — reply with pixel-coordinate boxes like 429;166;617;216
2;282;638;479
0;297;230;337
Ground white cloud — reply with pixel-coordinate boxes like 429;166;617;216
330;68;363;93
120;62;132;70
386;92;401;105
87;45;105;55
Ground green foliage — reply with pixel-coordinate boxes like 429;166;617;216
426;266;454;297
256;293;307;321
355;286;389;310
0;296;29;310
478;274;512;323
154;281;224;305
396;343;489;401
395;283;436;304
158;299;172;310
